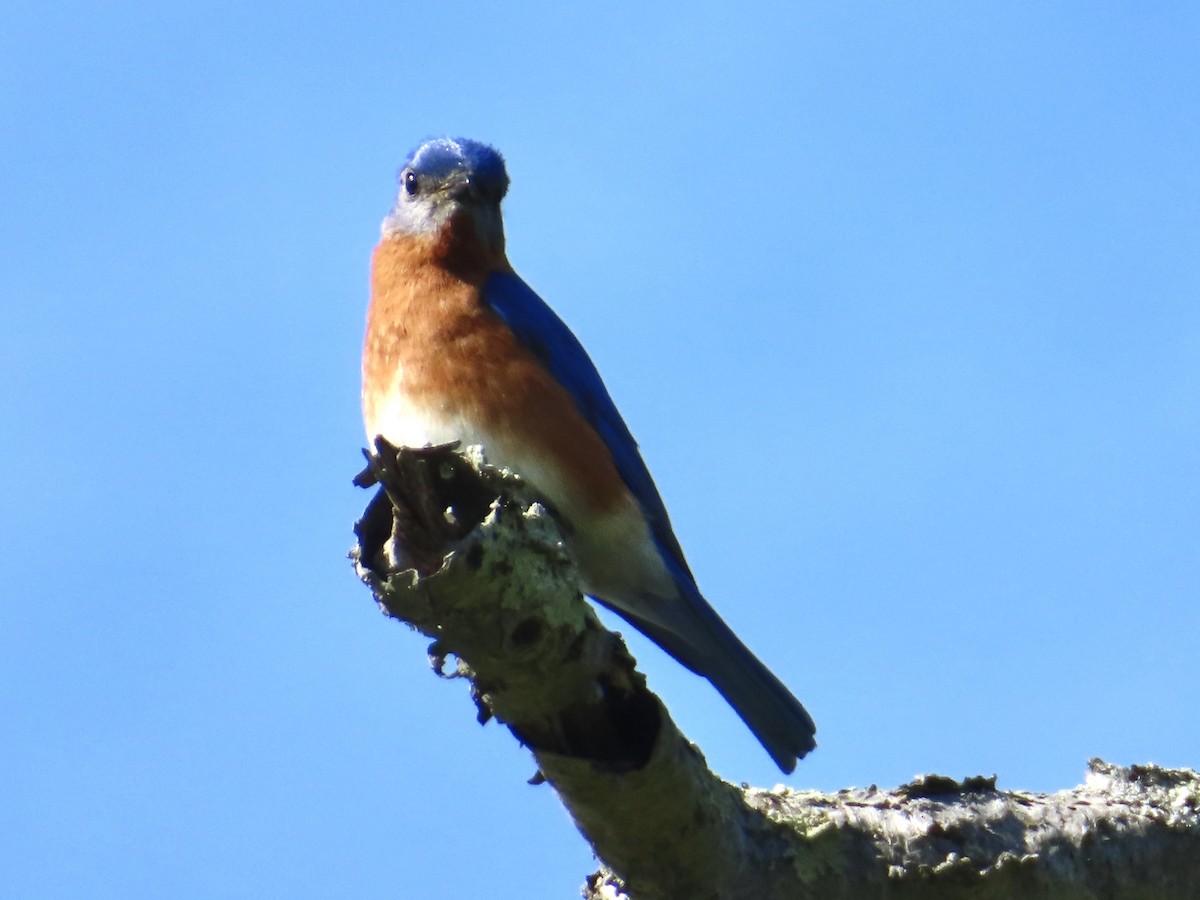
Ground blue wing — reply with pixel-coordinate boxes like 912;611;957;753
483;275;818;772
482;270;692;578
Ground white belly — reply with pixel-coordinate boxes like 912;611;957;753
365;391;678;608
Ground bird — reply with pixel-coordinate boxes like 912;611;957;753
361;137;816;772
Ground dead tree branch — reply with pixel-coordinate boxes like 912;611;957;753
351;442;1200;900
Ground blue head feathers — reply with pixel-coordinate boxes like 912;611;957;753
385;137;509;236
405;137;509;203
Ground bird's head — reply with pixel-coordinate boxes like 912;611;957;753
383;138;509;254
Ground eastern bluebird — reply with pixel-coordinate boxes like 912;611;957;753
362;137;816;772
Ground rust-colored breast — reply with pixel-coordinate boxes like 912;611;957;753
363;221;628;516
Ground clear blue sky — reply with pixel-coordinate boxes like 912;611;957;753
2;3;1197;897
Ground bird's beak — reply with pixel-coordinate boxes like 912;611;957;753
449;176;481;204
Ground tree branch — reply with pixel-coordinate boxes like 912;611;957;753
351;442;1200;900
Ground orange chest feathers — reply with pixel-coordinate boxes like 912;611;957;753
362;233;627;516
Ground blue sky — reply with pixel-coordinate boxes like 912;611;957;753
2;3;1197;897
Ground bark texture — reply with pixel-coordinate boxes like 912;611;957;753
351;442;1200;900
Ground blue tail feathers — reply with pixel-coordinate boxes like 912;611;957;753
597;577;816;774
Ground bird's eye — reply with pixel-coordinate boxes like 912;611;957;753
403;171;420;196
